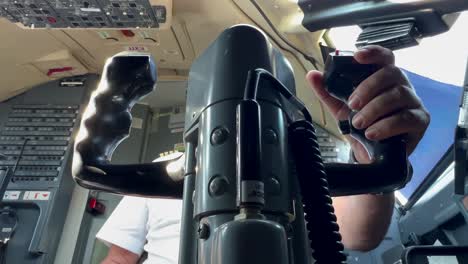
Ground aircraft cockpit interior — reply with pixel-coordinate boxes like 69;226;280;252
0;1;467;263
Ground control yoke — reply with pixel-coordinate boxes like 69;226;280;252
71;26;412;264
72;33;410;199
323;50;411;195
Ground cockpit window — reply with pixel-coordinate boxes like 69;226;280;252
328;11;468;86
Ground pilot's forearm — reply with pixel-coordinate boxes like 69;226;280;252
332;193;394;252
101;245;140;264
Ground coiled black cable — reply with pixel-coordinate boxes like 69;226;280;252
289;120;347;264
243;68;346;262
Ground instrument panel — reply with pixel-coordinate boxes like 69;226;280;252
0;105;78;182
0;0;167;28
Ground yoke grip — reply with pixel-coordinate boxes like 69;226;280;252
72;52;183;198
323;51;411;196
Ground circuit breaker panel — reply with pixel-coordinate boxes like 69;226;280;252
0;75;97;263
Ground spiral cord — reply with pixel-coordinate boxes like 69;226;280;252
289;120;347;264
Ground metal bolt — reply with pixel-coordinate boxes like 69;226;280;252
264;128;278;144
209;175;228;197
198;223;210;239
210;127;229;146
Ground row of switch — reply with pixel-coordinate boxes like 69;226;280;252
3;155;62;161
0;136;70;141
3;126;72;131
14;171;59;177
12;109;77;114
0;145;67;151
2;130;71;136
8;117;74;122
6;121;74;127
0;160;62;166
9;113;76;118
11;177;56;182
19;156;63;161
0;140;69;146
13;105;79;110
1;150;65;156
15;165;58;171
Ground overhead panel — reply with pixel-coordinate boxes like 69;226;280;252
0;0;171;29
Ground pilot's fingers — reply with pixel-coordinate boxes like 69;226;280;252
351;84;422;129
354;45;395;66
364;108;430;154
306;70;350;120
348;65;410;110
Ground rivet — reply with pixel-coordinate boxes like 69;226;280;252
264;128;278;145
211;127;229;146
209;175;228;197
198;223;210;239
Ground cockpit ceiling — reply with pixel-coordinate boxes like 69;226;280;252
0;0;323;90
0;0;334;132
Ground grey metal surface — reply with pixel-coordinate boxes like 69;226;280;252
2;203;42;261
257;103;291;213
299;0;468;35
209;219;289;264
184;25;296;133
183;25;354;264
197;213;237;264
197;213;292;264
194;100;292;218
194;100;238;217
191;93;299;263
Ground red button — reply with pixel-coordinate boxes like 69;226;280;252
121;30;135;37
47;17;57;24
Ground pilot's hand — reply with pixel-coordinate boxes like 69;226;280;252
306;45;430;163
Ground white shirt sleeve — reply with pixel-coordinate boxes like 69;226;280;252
96;196;149;255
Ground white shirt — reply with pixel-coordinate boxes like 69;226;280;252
96;196;182;264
